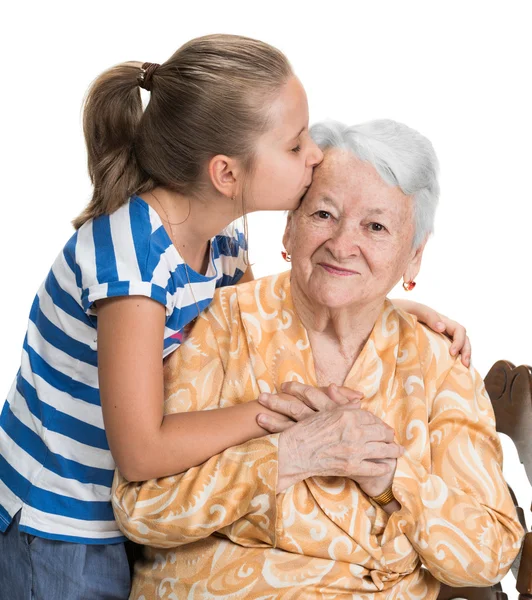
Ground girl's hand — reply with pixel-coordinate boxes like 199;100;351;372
257;382;363;433
393;299;471;367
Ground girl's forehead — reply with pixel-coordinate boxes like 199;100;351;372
265;77;309;138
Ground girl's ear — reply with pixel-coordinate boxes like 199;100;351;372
207;154;242;198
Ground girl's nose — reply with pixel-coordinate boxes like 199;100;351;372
307;141;323;167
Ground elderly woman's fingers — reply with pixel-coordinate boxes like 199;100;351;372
256;412;295;433
363;441;404;460
362;423;396;444
258;392;315;421
356;460;393;478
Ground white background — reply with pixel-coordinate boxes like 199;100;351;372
2;1;530;595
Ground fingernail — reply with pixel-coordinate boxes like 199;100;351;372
280;382;287;391
436;321;445;330
258;393;268;403
257;414;267;425
450;348;457;356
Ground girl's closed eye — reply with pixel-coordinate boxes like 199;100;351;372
291;144;302;153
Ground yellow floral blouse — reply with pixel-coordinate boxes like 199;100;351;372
112;271;523;599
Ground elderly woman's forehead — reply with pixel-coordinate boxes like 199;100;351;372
311;149;377;188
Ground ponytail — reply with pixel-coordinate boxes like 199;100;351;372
73;61;150;229
73;35;292;230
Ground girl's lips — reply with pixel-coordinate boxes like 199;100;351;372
319;263;359;276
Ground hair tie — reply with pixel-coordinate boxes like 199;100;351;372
138;62;160;91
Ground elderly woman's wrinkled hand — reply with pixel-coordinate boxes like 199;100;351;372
256;382;363;433
276;403;404;493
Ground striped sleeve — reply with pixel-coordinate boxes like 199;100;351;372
215;218;248;287
77;201;173;315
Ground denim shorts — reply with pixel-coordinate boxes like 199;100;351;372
0;510;131;599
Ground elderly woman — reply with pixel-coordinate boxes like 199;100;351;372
113;120;523;599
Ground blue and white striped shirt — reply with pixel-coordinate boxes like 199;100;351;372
0;196;247;544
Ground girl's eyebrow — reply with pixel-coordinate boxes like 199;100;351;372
287;126;306;141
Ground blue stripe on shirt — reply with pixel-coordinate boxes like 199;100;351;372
215;233;246;259
63;232;84;290
92;215;118;285
45;270;93;327
17;376;108;450
217;269;245;288
130;199;153;279
29;298;97;368
24;340;100;406
165;299;211;333
1;402;113;488
146;226;172;282
0;454;114;521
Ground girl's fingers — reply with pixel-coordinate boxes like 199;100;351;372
258;393;314;421
334;385;364;403
447;321;467;356
459;336;472;367
430;313;471;365
281;381;335;411
256;412;295;433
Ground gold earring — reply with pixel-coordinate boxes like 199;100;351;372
402;280;416;292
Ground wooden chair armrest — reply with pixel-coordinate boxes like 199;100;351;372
517;531;532;597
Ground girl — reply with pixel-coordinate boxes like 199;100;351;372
0;34;469;599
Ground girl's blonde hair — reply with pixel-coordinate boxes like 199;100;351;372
74;34;292;229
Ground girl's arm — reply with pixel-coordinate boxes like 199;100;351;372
97;295;281;482
392;298;471;366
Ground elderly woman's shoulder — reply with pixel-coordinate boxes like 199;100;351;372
391;303;461;376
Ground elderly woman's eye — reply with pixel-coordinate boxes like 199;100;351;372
314;210;331;220
369;222;386;232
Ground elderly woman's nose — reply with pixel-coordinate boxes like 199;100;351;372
325;225;360;258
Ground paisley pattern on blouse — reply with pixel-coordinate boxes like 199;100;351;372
112;271;523;599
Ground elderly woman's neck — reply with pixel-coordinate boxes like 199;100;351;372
292;285;384;387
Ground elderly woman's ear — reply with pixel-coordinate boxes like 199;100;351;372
402;239;427;287
282;213;294;256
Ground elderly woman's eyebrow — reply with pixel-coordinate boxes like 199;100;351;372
311;195;336;206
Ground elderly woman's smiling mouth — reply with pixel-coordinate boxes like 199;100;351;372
318;262;360;276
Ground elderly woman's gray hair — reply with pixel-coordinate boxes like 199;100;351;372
310;120;439;248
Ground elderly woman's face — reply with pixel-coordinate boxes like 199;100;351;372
284;148;424;309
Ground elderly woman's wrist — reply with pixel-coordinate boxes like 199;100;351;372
277;430;309;492
358;476;395;499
